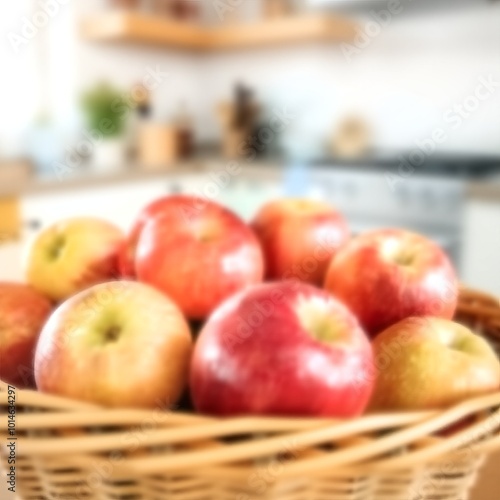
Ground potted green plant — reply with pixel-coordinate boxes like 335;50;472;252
81;82;130;172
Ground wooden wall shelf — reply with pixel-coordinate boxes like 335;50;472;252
81;12;357;51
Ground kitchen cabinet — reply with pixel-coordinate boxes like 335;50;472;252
0;170;284;282
0;241;24;281
21;179;168;232
15;169;282;234
0;197;23;281
461;198;500;296
216;178;283;220
0;178;170;281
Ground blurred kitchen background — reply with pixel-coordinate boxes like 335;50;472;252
1;0;500;296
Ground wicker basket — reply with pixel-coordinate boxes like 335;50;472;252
1;287;500;500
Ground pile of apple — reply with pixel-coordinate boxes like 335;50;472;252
1;195;499;418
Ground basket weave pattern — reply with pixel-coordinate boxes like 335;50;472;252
1;287;500;500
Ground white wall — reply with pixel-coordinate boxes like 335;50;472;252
197;2;500;154
0;2;45;157
4;1;500;156
74;0;205;129
462;199;500;296
76;43;203;122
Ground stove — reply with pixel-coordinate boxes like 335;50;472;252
284;153;500;271
311;152;500;179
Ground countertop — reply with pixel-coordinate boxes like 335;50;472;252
0;158;286;198
2;156;500;202
0;163;202;198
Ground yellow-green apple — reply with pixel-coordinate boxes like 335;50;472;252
0;283;52;387
34;281;193;408
324;229;458;337
25;217;124;302
190;281;374;417
135;195;264;320
370;317;500;410
119;196;179;278
251;198;349;286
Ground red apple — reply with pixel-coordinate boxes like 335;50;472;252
135;195;264;320
0;283;52;387
252;198;349;286
119;196;180;278
190;281;374;417
324;229;458;337
370;316;500;410
25;217;124;302
34;281;193;408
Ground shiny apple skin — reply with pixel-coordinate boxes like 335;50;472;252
34;281;193;408
135;195;264;320
0;283;52;387
190;281;374;417
25;217;124;303
370;317;500;411
252;199;349;286
324;229;458;337
119;196;181;278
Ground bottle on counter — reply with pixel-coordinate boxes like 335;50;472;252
128;83;152;163
173;100;194;158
